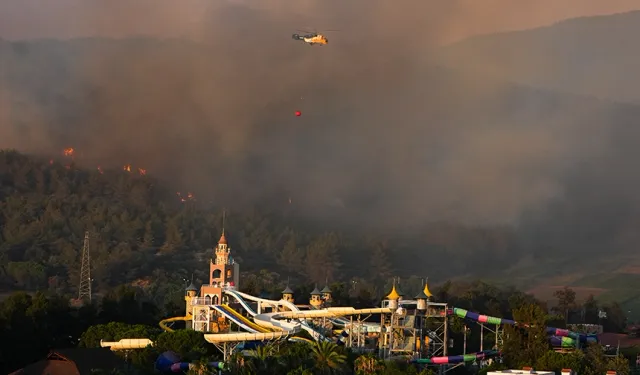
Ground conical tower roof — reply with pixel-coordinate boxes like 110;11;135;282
423;280;433;298
282;285;294;294
414;289;428;300
310;285;322;295
185;283;198;292
386;284;400;300
320;284;332;293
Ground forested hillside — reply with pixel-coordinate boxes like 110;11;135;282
0;150;519;295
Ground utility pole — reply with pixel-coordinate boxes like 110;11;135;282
78;231;92;302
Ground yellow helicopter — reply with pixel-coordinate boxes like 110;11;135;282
292;29;338;46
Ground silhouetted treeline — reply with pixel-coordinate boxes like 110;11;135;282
1;277;632;374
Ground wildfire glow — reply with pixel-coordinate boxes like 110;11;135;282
123;164;131;172
176;191;195;203
138;168;147;176
63;148;74;157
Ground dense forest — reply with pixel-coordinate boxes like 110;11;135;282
0;281;632;374
0;150;520;296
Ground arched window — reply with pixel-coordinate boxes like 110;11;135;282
204;295;211;305
212;295;219;305
212;269;222;279
226;269;232;279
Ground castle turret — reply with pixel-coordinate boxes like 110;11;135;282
310;285;322;308
320;284;332;303
185;282;198;328
423;279;433;301
282;285;294;303
386;284;400;310
415;288;428;311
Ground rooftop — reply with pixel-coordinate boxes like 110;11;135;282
282;285;294;294
386;285;400;300
8;348;127;375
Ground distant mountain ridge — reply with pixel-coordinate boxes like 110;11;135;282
434;10;640;104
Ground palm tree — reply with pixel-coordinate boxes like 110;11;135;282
310;341;347;374
354;354;385;375
278;341;313;370
246;344;285;375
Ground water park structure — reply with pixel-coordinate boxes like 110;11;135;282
101;229;600;372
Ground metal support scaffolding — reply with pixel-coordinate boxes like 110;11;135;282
475;321;503;350
212;342;241;361
192;305;211;332
424;302;449;358
346;314;373;353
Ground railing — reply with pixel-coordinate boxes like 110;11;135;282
192;297;211;305
199;283;236;289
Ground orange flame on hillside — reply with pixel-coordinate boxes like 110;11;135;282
63;148;74;157
176;191;195;203
138;168;147;176
123;164;131;172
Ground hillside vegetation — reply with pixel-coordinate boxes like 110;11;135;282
0;150;518;295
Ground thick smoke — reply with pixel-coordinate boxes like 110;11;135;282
1;0;640;247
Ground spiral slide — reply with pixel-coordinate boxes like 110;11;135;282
452;308;598;348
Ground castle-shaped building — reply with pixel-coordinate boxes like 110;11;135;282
184;224;241;332
199;231;240;305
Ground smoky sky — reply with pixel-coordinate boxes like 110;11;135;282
1;0;640;246
0;0;639;43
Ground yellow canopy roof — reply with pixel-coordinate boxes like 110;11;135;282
386;285;400;300
423;281;433;298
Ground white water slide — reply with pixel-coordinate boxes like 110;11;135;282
226;289;381;332
224;288;329;341
224;288;386;339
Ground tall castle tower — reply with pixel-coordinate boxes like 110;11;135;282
199;212;240;305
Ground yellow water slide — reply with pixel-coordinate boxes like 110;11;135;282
218;305;273;333
289;336;315;344
159;316;191;332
